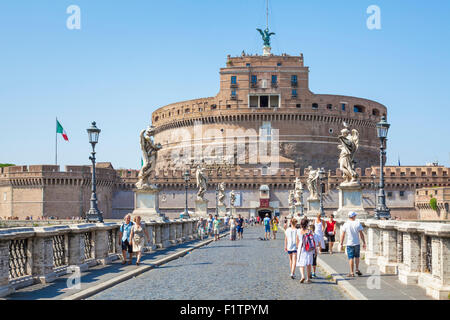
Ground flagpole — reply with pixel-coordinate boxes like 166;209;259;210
55;117;58;166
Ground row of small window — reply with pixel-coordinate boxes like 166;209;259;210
231;75;298;85
387;191;406;197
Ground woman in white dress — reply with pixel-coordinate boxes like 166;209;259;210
314;213;326;252
130;216;150;265
296;218;314;283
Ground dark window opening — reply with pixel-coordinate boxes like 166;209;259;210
260;96;269;108
312;103;319;109
296;104;301;108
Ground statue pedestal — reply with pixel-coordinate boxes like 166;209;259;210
335;183;370;219
217;204;227;216
295;204;304;216
263;46;271;56
306;199;320;217
132;189;167;222
195;199;209;217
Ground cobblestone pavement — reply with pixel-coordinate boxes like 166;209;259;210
90;226;349;300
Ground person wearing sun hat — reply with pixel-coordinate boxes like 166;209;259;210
339;211;366;277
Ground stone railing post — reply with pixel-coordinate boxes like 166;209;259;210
378;221;399;274
192;219;198;239
68;225;95;272
145;222;156;251
364;220;381;266
93;224;110;265
169;221;177;246
176;221;183;243
397;222;422;285
154;222;163;248
32;227;61;284
187;219;194;240
0;235;14;297
162;222;170;248
421;223;450;299
181;220;188;242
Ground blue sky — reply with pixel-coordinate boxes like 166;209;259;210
0;0;449;169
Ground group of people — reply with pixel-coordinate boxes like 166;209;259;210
197;214;223;241
227;214;245;241
284;212;365;282
262;214;279;240
119;214;150;266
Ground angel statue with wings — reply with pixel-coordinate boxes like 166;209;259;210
230;190;236;208
256;27;275;47
136;126;162;190
306;166;320;200
218;182;226;206
196;165;208;201
338;122;360;185
294;177;303;205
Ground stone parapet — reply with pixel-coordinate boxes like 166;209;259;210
317;218;450;300
0;218;200;297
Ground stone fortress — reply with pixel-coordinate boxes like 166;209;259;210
1;51;449;221
152;52;387;171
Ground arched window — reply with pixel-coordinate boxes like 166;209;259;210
372;108;380;116
312;103;319;109
353;105;365;113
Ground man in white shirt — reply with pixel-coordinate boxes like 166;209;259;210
339;211;366;277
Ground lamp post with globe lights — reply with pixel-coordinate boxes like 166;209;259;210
374;116;391;220
85;122;103;223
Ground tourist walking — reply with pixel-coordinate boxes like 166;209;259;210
284;218;298;279
236;214;244;240
207;214;214;238
339;212;366;277
229;216;237;241
197;217;206;239
130;215;150;265
119;214;134;265
263;214;271;240
224;215;230;230
271;216;279;239
309;224;321;278
296;218;315;283
314;213;326;252
213;215;220;241
326;214;337;254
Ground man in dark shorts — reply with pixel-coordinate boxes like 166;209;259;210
236;214;244;240
119;214;134;265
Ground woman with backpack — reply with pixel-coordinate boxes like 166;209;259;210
296;218;315;283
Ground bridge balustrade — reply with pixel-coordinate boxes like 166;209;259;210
301;217;450;300
0;218;205;297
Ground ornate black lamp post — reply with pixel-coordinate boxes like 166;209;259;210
318;168;326;217
374;116;391;220
183;169;190;218
85;122;103;223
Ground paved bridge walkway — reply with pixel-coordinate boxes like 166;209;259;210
88;226;347;300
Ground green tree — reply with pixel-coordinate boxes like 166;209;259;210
429;197;438;211
0;164;15;168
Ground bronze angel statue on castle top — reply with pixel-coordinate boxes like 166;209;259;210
256;28;275;47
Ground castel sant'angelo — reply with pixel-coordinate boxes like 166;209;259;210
1;29;449;221
152;50;386;172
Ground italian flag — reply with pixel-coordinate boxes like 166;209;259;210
56;119;69;141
